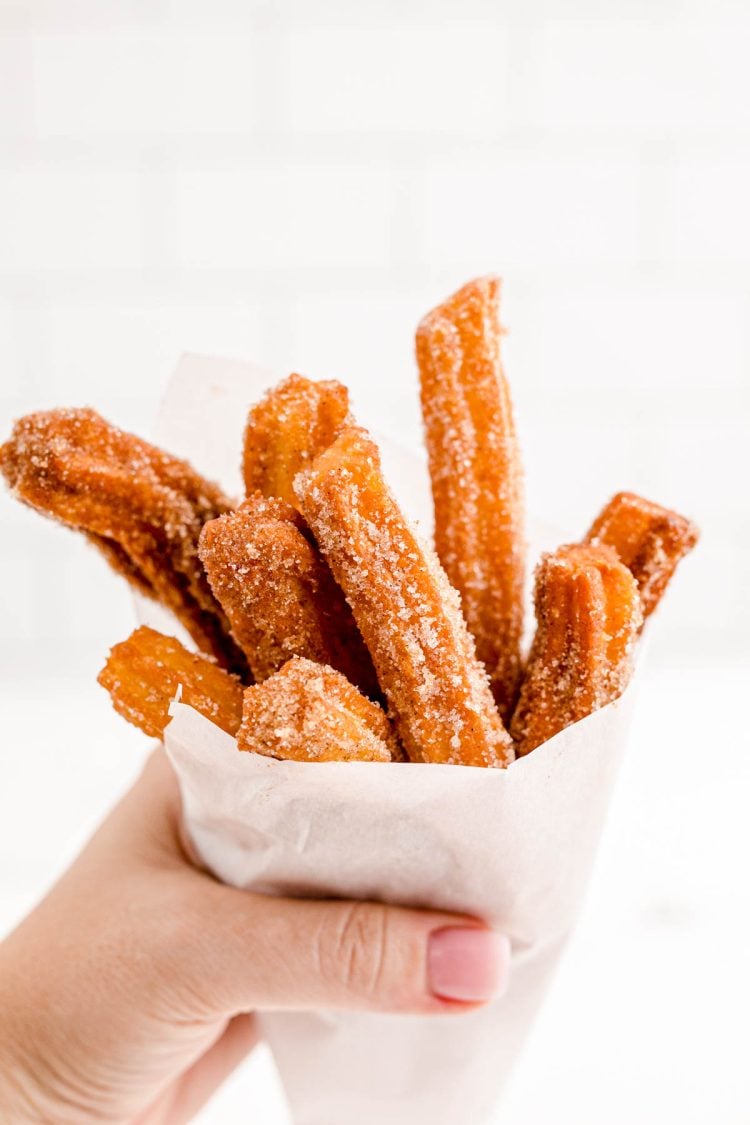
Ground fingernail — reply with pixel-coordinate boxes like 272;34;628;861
427;928;511;1003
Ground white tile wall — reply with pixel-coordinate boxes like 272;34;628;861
0;163;144;271
287;20;511;134
1;8;748;1125
177;163;396;269
420;147;642;269
536;18;750;129
0;30;35;136
32;30;163;136
0;0;747;677
671;151;750;261
32;29;267;137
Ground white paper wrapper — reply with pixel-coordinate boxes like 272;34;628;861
149;355;639;1125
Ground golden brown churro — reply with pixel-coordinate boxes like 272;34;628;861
237;657;397;763
585;491;699;623
0;408;245;674
198;493;379;696
295;426;515;768
242;373;351;507
97;626;244;739
416;276;525;721
8;274;702;777
510;544;642;756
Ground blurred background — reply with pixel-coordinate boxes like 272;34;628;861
0;2;748;1123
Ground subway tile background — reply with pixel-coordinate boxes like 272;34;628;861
1;0;748;678
1;6;749;1124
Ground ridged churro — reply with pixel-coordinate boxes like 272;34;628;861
98;626;244;739
295;426;515;768
585;491;699;623
242;373;351;507
416;276;524;721
237;657;398;763
0;408;246;674
198;493;379;696
510;544;642;756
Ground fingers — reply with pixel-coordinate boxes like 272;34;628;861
120;746;185;844
70;747;185;874
101;751;512;1019
171;883;511;1019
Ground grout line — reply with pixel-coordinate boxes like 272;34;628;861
3;128;750;167
3;262;750;302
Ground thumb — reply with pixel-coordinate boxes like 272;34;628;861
172;878;511;1018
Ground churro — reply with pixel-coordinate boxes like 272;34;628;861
295;425;515;768
510;544;642;756
0;408;245;674
416;276;524;721
98;625;244;739
242;373;351;507
198;493;379;696
585;491;699;622
6;273;701;780
237;657;397;763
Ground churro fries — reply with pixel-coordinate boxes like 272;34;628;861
198;493;378;696
98;626;244;739
4;274;699;767
585;491;699;623
0;408;245;673
416;277;524;722
242;373;351;508
237;657;398;763
510;545;642;756
296;425;515;768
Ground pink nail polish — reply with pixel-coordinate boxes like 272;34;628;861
427;928;511;1003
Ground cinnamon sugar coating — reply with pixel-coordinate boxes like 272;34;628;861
238;657;397;763
98;626;244;739
0;408;245;674
295;425;515;768
510;544;642;756
416;277;525;722
198;493;379;696
585;491;699;623
242;373;351;507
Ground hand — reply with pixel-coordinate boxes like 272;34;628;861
0;749;510;1124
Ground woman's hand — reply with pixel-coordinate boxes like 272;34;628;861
0;749;510;1124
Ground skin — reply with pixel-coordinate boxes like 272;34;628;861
0;750;507;1125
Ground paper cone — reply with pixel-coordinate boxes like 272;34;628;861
149;355;638;1125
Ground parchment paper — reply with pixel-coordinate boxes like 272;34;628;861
150;354;638;1125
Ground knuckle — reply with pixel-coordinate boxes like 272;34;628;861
319;902;393;1001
